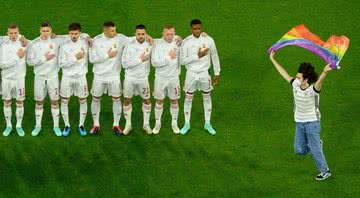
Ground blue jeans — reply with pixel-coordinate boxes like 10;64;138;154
294;121;329;173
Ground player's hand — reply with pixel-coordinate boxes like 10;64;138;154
168;48;177;59
75;51;86;60
86;36;93;47
45;51;56;61
198;47;209;58
50;33;57;39
17;48;25;58
140;51;150;62
201;32;208;37
20;36;28;47
145;35;154;46
213;75;220;86
269;51;275;58
323;64;332;74
107;48;118;58
175;36;182;46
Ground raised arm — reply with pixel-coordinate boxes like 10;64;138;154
314;64;332;91
269;51;293;83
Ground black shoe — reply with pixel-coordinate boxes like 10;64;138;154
112;126;123;136
89;125;100;135
315;169;332;181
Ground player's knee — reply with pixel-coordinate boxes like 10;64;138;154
3;100;12;106
143;99;151;105
185;92;194;101
112;96;121;102
62;97;70;104
124;98;131;106
36;100;44;106
170;99;178;105
156;99;164;105
16;100;24;106
92;96;101;103
78;98;87;104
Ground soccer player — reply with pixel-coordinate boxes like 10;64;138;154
59;22;90;136
122;24;152;135
89;21;131;136
180;19;220;135
151;24;181;134
27;21;89;136
0;24;27;136
269;51;332;181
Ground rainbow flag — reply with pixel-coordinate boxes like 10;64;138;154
268;24;350;69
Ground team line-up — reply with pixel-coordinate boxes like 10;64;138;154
0;19;221;137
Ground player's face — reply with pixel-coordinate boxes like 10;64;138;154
40;27;52;39
7;28;19;42
135;29;146;43
69;30;81;42
296;73;306;83
103;26;116;38
163;28;175;43
191;24;202;38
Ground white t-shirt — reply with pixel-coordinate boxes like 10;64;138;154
291;78;321;122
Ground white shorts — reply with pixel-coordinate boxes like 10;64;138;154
2;78;25;101
91;78;121;97
123;77;150;99
60;76;89;98
183;71;213;93
35;75;60;101
153;76;180;100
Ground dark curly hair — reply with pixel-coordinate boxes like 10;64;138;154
298;63;318;84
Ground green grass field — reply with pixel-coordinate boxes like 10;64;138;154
0;0;360;197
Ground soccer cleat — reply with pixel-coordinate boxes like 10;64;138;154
180;122;190;135
3;127;13;137
53;127;62;136
78;126;87;136
172;122;180;134
315;169;332;181
31;127;41;136
89;125;100;135
123;124;132;135
62;126;71;137
204;122;216;135
113;126;123;136
152;122;161;134
143;125;152;134
16;127;25;137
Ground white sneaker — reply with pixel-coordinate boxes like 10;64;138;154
123;124;132;135
172;122;180;134
152;122;161;134
143;125;152;134
315;169;332;181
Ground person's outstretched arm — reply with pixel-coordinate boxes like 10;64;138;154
269;51;293;83
314;64;332;91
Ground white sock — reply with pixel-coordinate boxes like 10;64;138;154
123;104;132;126
112;98;122;126
203;93;212;123
61;99;70;127
91;97;101;126
142;103;151;126
79;99;87;127
3;103;12;127
16;102;24;128
170;103;179;125
35;103;43;127
184;93;193;123
154;103;163;125
51;104;60;128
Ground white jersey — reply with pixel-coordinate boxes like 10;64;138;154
0;39;26;80
151;38;180;78
90;33;131;81
27;34;89;79
291;78;321;122
180;34;220;76
59;38;89;77
122;39;151;79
